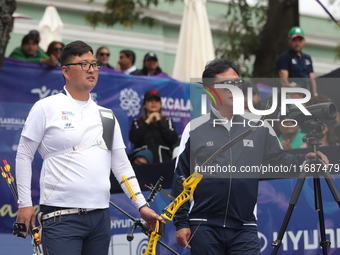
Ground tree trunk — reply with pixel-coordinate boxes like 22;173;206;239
252;0;299;78
0;0;16;70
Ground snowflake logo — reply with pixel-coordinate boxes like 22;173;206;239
119;88;141;117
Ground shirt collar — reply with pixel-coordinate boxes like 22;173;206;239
124;65;137;74
211;104;233;131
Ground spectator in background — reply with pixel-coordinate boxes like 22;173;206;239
135;52;165;76
9;33;57;67
129;149;154;166
301;95;339;147
277;114;306;149
96;46;114;69
29;30;41;44
277;26;318;96
129;89;179;163
117;50;140;75
46;41;65;65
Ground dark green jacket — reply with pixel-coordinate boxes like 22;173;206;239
9;47;49;64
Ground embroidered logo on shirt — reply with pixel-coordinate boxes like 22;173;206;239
61;111;75;120
61;111;75;115
292;59;297;64
206;141;214;146
243;139;254;147
63;123;75;130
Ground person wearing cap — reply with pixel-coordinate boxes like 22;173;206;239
129;89;179;163
9;33;57;67
276;26;317;96
135;52;165;76
129;149;154;165
117;49;140;75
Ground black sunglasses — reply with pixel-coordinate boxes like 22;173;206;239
53;47;63;51
99;53;110;57
215;79;244;89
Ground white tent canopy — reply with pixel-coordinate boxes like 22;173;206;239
38;4;64;51
172;0;215;82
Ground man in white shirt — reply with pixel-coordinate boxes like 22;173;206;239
15;40;160;255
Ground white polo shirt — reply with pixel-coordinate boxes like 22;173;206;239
19;89;145;209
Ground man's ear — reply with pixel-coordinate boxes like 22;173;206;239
62;66;69;80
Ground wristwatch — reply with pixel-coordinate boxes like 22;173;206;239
139;202;150;211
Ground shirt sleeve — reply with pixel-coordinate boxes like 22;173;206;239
111;148;146;210
172;123;191;230
306;55;314;73
21;102;46;143
15;136;40;208
276;52;289;71
111;118;145;209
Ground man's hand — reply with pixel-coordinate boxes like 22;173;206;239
40;56;58;67
281;139;292;150
16;206;36;236
305;151;329;165
116;62;122;72
176;228;191;248
139;206;162;231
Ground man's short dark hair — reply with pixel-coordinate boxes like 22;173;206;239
202;59;239;79
21;34;39;46
60;40;93;66
120;50;136;65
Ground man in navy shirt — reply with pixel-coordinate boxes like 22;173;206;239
276;27;318;96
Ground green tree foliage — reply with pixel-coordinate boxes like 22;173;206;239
86;0;339;77
86;0;174;28
0;0;16;70
215;0;267;77
86;0;296;78
215;0;298;78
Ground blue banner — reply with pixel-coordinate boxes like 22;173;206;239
0;58;191;153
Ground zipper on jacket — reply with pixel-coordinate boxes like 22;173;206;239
223;131;232;227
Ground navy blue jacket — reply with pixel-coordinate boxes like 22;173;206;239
129;117;178;163
172;111;305;230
